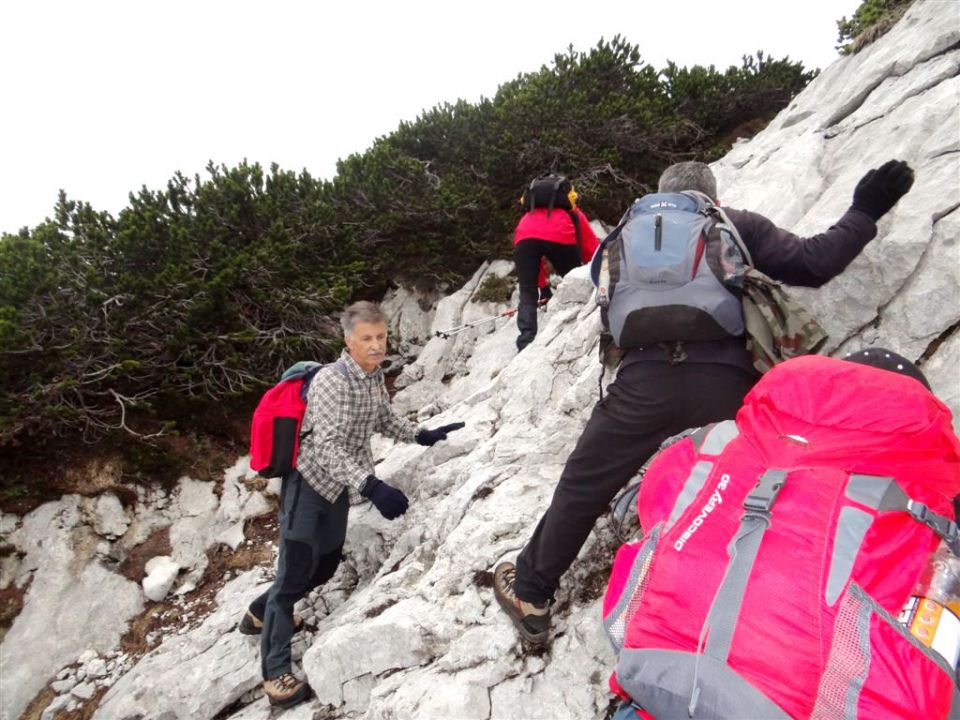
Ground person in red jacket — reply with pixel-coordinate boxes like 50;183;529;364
513;176;599;351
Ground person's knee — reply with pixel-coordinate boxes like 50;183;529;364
311;545;344;587
274;539;315;597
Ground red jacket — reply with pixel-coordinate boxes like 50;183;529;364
514;208;600;288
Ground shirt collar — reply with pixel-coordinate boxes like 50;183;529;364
339;349;381;380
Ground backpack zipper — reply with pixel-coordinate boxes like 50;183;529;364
654;213;663;251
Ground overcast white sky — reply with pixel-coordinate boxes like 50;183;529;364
0;0;863;234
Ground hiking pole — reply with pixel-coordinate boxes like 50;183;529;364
435;308;519;339
434;298;550;340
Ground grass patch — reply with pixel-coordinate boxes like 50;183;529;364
472;274;516;304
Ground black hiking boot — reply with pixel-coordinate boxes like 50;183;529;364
263;673;312;709
493;561;551;645
238;609;305;636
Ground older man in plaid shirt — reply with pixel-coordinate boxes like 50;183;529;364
242;301;464;708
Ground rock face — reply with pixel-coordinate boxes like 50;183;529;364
0;497;144;720
0;460;276;720
2;3;958;719
711;1;959;423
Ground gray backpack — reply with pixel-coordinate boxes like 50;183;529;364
589;192;747;350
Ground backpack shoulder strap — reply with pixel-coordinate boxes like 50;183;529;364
677;190;753;267
711;205;754;268
848;475;960;555
299;360;348;401
567;209;583;258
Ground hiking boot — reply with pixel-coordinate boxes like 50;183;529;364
493;561;551;644
238;609;304;636
263;673;312;708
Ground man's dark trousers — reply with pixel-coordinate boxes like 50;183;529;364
249;472;349;679
514;239;582;351
514;360;757;604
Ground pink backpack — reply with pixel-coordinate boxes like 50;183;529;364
602;356;960;719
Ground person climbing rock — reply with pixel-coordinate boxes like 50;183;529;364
494;158;916;645
513;174;600;351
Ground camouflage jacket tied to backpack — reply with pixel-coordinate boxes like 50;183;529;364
741;266;828;374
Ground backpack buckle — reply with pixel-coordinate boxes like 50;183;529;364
744;470;787;514
660;341;688;365
908;500;960;546
907;499;929;523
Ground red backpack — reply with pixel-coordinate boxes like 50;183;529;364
602;355;960;719
248;361;345;478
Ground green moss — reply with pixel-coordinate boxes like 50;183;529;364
472;274;516;304
836;0;914;55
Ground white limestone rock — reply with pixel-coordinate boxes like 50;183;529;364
381;284;437;359
0;513;18;535
71;681;96;700
89;493;130;538
0;497;143;720
218;457;272;523
216;521;247;551
392;260;517;413
95;570;267;720
39;694;72;720
175;477;218;517
713;0;959;430
142;555;181;602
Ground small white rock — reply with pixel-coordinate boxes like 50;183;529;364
142;555;180;602
71;681;96;700
51;677;77;694
85;658;107;678
40;693;71;720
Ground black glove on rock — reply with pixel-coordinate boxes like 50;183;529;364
852;159;915;221
416;421;466;447
361;476;409;519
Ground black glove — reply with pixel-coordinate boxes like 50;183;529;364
360;476;408;519
852;159;915;221
538;285;553;304
416;422;466;447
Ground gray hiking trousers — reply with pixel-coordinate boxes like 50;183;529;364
249;472;349;679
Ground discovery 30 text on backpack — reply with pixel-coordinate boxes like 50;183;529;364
602;356;960;719
248;361;347;478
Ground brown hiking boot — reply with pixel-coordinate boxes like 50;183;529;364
238;609;304;636
493;561;551;644
263;673;312;708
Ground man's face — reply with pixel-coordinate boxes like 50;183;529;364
345;320;388;373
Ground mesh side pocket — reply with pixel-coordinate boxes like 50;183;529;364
604;525;661;653
811;588;872;719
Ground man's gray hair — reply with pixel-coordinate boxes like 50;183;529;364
658;161;718;201
341;301;387;337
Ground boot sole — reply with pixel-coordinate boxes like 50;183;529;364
238;617;304;636
267;682;313;709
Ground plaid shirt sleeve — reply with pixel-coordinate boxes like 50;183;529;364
375;379;420;443
299;369;370;494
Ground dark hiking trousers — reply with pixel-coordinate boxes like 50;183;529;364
249;472;349;679
514;238;583;351
514;361;757;605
